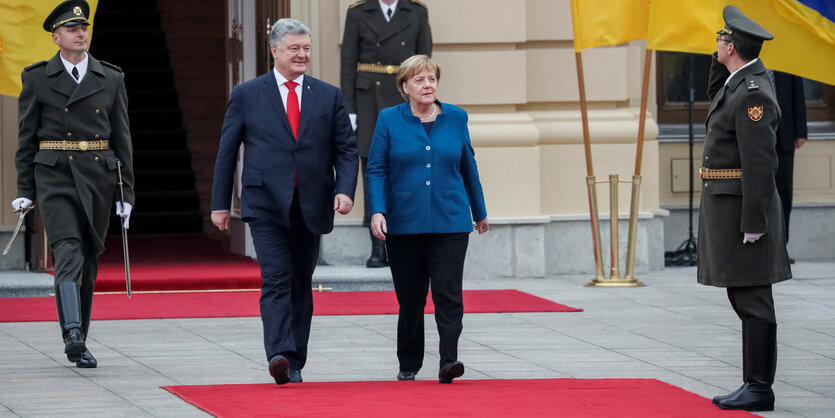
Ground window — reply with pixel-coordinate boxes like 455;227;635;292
657;51;835;125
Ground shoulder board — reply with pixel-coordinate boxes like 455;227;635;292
348;0;364;9
746;79;759;91
412;0;428;9
101;61;123;73
24;61;47;71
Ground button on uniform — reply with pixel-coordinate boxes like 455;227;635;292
425;146;431;150
425;181;430;186
426;163;431;168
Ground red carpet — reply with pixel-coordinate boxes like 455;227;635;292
0;289;581;322
94;235;261;292
163;379;757;418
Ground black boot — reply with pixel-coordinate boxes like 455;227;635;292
716;320;777;411
366;231;389;268
713;321;749;404
75;349;97;368
56;281;86;363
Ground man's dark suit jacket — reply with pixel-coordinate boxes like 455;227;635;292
210;72;359;234
773;71;807;153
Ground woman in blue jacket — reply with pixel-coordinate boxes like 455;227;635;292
366;55;489;384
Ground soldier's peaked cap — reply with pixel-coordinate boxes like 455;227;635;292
43;0;90;32
717;5;773;46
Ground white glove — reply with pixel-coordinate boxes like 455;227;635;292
349;113;358;132
11;197;33;213
116;202;132;229
742;232;764;244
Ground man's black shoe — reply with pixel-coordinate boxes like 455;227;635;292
289;369;303;383
715;383;774;411
63;328;86;362
397;371;416;381
269;355;290;385
75;348;97;368
438;361;464;383
712;383;747;404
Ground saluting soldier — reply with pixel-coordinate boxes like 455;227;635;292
340;0;432;267
698;5;791;412
12;0;135;368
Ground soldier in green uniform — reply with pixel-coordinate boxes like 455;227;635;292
340;0;432;267
698;5;791;412
12;0;135;368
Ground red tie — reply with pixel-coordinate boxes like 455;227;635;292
285;80;300;139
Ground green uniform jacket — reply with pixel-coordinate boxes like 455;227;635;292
697;54;791;287
340;0;432;157
16;52;135;254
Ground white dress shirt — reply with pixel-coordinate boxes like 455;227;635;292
379;0;398;22
60;52;88;83
273;68;304;111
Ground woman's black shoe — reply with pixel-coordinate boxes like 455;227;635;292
397;371;416;381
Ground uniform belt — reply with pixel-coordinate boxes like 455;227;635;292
39;140;109;151
699;167;742;179
357;63;399;74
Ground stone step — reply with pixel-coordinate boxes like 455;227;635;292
0;265;392;298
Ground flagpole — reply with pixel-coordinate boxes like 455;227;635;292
623;48;652;283
575;51;605;281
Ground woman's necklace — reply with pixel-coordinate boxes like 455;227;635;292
414;103;437;120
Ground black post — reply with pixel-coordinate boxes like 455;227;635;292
665;54;698;266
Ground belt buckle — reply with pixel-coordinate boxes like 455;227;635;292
78;140;88;151
386;65;395;74
699;167;706;178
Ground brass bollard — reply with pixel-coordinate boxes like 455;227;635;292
586;175;644;287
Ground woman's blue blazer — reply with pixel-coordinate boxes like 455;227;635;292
366;101;487;234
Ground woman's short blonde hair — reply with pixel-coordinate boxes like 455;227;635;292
396;55;441;101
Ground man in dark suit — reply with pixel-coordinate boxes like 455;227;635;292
770;70;807;249
340;0;432;267
13;0;134;369
698;6;791;412
211;18;358;385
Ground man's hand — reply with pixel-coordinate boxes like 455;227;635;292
795;137;806;149
212;210;231;231
349;114;358;132
11;197;33;212
742;232;764;244
334;194;354;215
115;202;132;229
370;213;387;241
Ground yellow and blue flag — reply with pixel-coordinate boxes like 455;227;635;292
647;0;835;86
570;0;649;52
0;1;99;97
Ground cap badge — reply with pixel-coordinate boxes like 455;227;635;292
73;6;82;16
748;105;763;122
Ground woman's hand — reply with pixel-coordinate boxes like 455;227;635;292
371;213;388;240
474;218;489;234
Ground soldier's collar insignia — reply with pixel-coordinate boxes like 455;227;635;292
748;105;764;121
748;80;759;90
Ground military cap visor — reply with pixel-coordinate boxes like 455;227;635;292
43;0;91;32
716;5;773;45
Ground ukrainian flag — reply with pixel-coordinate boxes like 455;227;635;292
571;0;649;52
647;0;835;86
0;1;99;97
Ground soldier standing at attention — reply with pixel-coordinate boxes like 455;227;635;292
340;0;432;267
699;5;791;412
12;0;135;368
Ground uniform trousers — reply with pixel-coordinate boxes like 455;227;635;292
386;232;469;372
248;191;319;370
727;285;776;323
52;236;98;339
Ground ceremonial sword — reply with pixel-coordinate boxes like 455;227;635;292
2;205;34;256
117;160;132;298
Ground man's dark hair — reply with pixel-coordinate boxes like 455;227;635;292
730;36;762;62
